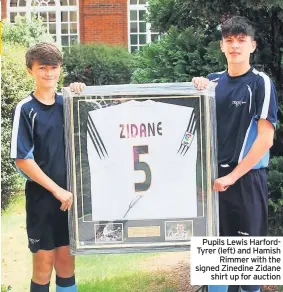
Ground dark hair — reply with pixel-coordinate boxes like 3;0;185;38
221;16;255;39
25;42;63;69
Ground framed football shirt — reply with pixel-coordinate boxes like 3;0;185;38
63;83;218;254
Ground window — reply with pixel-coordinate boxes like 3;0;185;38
128;0;160;53
7;0;79;48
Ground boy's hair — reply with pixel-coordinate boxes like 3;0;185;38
25;42;63;69
221;16;255;39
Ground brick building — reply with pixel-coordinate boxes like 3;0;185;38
1;0;159;52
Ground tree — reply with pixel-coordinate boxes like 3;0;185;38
63;44;133;86
132;26;225;83
2;15;54;47
267;156;283;236
147;0;283;155
1;43;34;209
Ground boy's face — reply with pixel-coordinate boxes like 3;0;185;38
220;34;256;65
28;60;61;90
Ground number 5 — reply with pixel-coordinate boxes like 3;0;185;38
133;145;151;192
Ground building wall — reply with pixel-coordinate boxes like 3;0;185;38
1;0;7;20
79;0;128;47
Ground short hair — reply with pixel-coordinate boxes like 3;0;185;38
25;42;63;69
221;16;255;39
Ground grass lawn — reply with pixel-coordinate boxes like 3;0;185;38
1;195;179;292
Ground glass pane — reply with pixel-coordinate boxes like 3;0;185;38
130;0;137;4
19;12;26;17
139;34;147;44
139;10;146;21
61;23;69;34
10;0;17;7
62;11;68;22
69;0;77;5
32;0;55;6
19;0;26;6
139;22;146;33
70;35;78;44
10;13;17;23
130;35;138;45
130;22;138;33
70;23;78;34
60;0;68;5
139;0;147;4
49;12;56;22
70;12;77;22
151;34;159;42
40;12;47;22
131;46;138;53
43;23;48;32
130;11;137;21
49;23;56;34
53;36;57;42
61;36;69;46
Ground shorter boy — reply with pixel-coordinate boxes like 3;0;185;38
11;43;78;292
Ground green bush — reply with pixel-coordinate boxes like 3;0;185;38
2;15;53;47
63;44;134;86
1;43;34;209
268;156;283;236
131;26;225;83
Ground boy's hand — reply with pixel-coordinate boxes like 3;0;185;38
192;77;210;90
69;82;86;94
213;174;237;192
53;187;73;211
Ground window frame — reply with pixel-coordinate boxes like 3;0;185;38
7;0;80;48
128;0;160;53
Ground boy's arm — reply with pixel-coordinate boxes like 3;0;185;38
214;119;274;191
16;159;73;211
11;104;72;210
214;77;278;192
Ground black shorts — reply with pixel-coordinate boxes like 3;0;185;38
218;165;268;237
25;182;69;253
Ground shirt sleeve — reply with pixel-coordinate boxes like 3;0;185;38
10;104;34;159
255;75;278;127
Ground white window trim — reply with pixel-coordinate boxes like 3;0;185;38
7;0;80;47
128;0;160;53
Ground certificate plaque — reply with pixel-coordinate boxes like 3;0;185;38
63;83;219;254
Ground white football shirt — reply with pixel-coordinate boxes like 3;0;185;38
86;100;198;221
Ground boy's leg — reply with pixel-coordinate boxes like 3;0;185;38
236;168;268;292
26;184;57;292
208;166;242;292
31;250;54;292
54;246;76;292
54;207;77;291
217;167;268;292
210;166;268;292
208;285;228;292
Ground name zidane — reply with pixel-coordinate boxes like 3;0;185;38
120;122;162;138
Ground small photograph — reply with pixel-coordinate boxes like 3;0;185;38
94;223;123;243
165;220;193;241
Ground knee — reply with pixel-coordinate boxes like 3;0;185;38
55;256;75;278
32;269;52;285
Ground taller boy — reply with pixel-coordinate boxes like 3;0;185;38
10;43;77;292
193;16;277;292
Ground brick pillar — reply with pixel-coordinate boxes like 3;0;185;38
79;0;128;48
1;0;7;20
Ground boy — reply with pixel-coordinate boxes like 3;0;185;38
193;16;277;292
10;43;83;292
